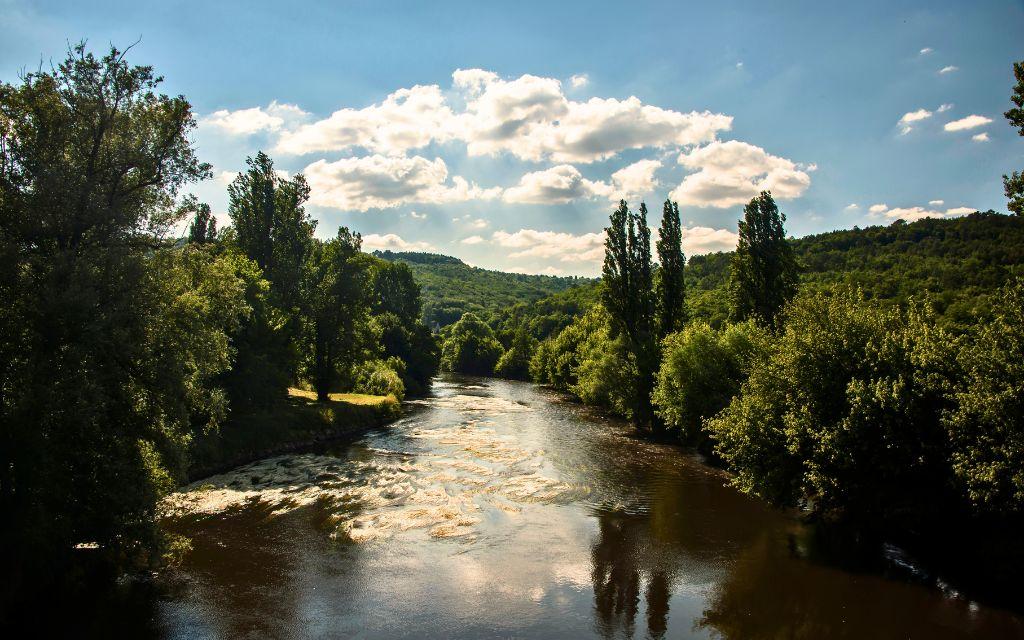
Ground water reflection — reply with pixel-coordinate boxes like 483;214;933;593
150;376;1024;639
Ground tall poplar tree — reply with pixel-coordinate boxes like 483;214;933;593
656;199;686;337
602;200;658;428
728;191;800;325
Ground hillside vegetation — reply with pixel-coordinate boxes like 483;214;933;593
372;250;591;327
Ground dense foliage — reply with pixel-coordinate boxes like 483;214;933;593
0;45;439;604
729;191;800;325
439;312;504;375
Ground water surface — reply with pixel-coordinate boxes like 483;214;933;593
158;377;1024;638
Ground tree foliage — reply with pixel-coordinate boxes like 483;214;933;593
440;312;504;375
655;199;686;337
729;191;800;325
1004;61;1024;216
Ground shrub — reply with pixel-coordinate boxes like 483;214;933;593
352;357;406;400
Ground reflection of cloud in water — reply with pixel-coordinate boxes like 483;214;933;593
163;400;587;544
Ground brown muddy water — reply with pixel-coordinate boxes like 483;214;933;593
151;376;1022;639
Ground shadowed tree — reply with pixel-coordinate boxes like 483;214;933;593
655;199;686;337
602;200;658;429
187;199;216;244
728;191;799;325
1003;61;1024;216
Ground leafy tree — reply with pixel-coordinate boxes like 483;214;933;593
228;151;316;315
187;199;217;244
602;200;658;428
1003;61;1024;216
494;326;538;380
656;199;686;336
709;288;958;525
946;277;1024;514
352;357;406;400
440;312;504;375
652;321;765;454
0;44;245;587
369;260;439;394
729;191;799;325
302;228;370;400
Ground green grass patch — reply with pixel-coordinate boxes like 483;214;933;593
187;388;400;480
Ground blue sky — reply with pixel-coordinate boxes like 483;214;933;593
3;0;1023;275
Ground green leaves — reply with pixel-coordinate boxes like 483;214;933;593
729;191;800;325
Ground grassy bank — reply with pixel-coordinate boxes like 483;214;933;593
187;388;401;480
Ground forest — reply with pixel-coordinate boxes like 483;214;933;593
2;41;1024;618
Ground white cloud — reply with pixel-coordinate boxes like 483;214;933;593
202;101;308;135
845;203;860;211
972;132;990;142
939;65;959;74
944;115;993;132
303;155;501;211
461;235;485;245
669;140;811;208
937;103;953;113
736;61;744;69
868;203;975;222
275;85;456;155
409;210;427;219
898;108;932;134
570;74;589;89
492;229;605;262
361;233;433;252
920;47;933;55
929;199;944;206
502;165;612;204
681;226;739;254
265;69;731;163
610;159;661;200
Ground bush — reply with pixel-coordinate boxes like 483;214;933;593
494;327;538;380
652;321;766;453
946;277;1024;515
352;358;406;401
708;287;958;525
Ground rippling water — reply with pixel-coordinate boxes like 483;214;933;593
154;376;1022;639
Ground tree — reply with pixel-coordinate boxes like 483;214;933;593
601;200;658;428
228;151;316;314
440;312;504;375
728;191;800;325
369;260;439;395
494;326;538;380
302;228;371;400
1004;61;1024;216
187;200;216;244
0;44;245;591
656;199;686;337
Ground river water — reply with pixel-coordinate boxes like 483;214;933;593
154;376;1023;638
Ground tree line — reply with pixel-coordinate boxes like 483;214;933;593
0;45;438;601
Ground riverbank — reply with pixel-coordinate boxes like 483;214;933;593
186;388;401;481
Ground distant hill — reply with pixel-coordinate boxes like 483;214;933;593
372;250;594;327
485;210;1024;337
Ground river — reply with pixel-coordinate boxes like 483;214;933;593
152;376;1022;638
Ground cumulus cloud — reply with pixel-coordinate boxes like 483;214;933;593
939;65;959;74
868;203;975;222
944;115;993;131
503;165;612;204
275;85;456;155
492;229;606;262
361;233;433;252
972;132;990;142
669;140;811;208
681;226;739;254
257;69;731;163
461;235;485;245
610;159;661;200
202;101;308;135
303;155;501;211
570;74;588;88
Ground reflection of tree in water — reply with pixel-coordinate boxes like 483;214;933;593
590;513;672;639
697;531;1024;640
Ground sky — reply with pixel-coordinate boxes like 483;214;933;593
3;0;1023;275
